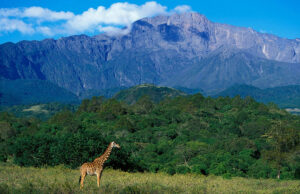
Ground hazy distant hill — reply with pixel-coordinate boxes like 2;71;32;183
114;84;187;104
1;12;300;102
215;84;300;108
0;79;79;106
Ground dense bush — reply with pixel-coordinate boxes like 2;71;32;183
0;93;299;179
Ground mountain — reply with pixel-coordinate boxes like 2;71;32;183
163;48;300;95
215;84;300;108
1;12;300;101
113;84;187;104
0;79;79;106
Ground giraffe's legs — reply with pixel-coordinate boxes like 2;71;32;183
97;169;103;187
80;172;86;189
97;173;100;187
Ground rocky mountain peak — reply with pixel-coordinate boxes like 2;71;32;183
138;12;210;30
1;12;300;98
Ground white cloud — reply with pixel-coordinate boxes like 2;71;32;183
0;2;192;37
0;7;74;21
100;26;124;35
23;7;74;21
173;5;192;13
100;25;131;36
65;2;167;33
36;26;53;36
0;8;22;17
0;18;34;34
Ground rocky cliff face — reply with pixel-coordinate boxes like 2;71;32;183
1;12;300;96
109;12;300;63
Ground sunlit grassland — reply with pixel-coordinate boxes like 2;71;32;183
23;105;49;114
0;164;299;194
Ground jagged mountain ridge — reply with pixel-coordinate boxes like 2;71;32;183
0;12;300;97
133;13;300;63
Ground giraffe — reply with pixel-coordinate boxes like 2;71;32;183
79;141;120;189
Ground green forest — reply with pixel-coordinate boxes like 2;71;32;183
0;90;299;180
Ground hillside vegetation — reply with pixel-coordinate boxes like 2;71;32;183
0;87;299;180
216;84;300;109
0;165;299;194
114;84;187;104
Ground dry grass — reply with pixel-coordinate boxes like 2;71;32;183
0;164;299;194
23;105;48;113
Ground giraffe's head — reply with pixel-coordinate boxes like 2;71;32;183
111;141;121;149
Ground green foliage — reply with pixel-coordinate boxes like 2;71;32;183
77;96;104;113
1;90;300;180
262;121;300;179
114;84;187;104
216;84;300;109
175;166;190;174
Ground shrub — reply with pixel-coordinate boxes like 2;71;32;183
176;166;190;174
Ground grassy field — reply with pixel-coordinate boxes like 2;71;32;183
0;164;299;194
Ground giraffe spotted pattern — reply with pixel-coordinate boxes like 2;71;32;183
79;141;120;189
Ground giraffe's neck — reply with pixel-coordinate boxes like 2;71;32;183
94;143;113;163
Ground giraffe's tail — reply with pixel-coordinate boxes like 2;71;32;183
79;176;81;185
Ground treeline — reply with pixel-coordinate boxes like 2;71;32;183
0;94;299;179
215;84;300;109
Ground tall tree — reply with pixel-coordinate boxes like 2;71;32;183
263;121;300;179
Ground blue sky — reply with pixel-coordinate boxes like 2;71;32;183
0;0;299;44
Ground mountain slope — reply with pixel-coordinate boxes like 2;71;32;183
0;12;300;99
0;79;79;106
165;48;300;94
215;84;300;108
